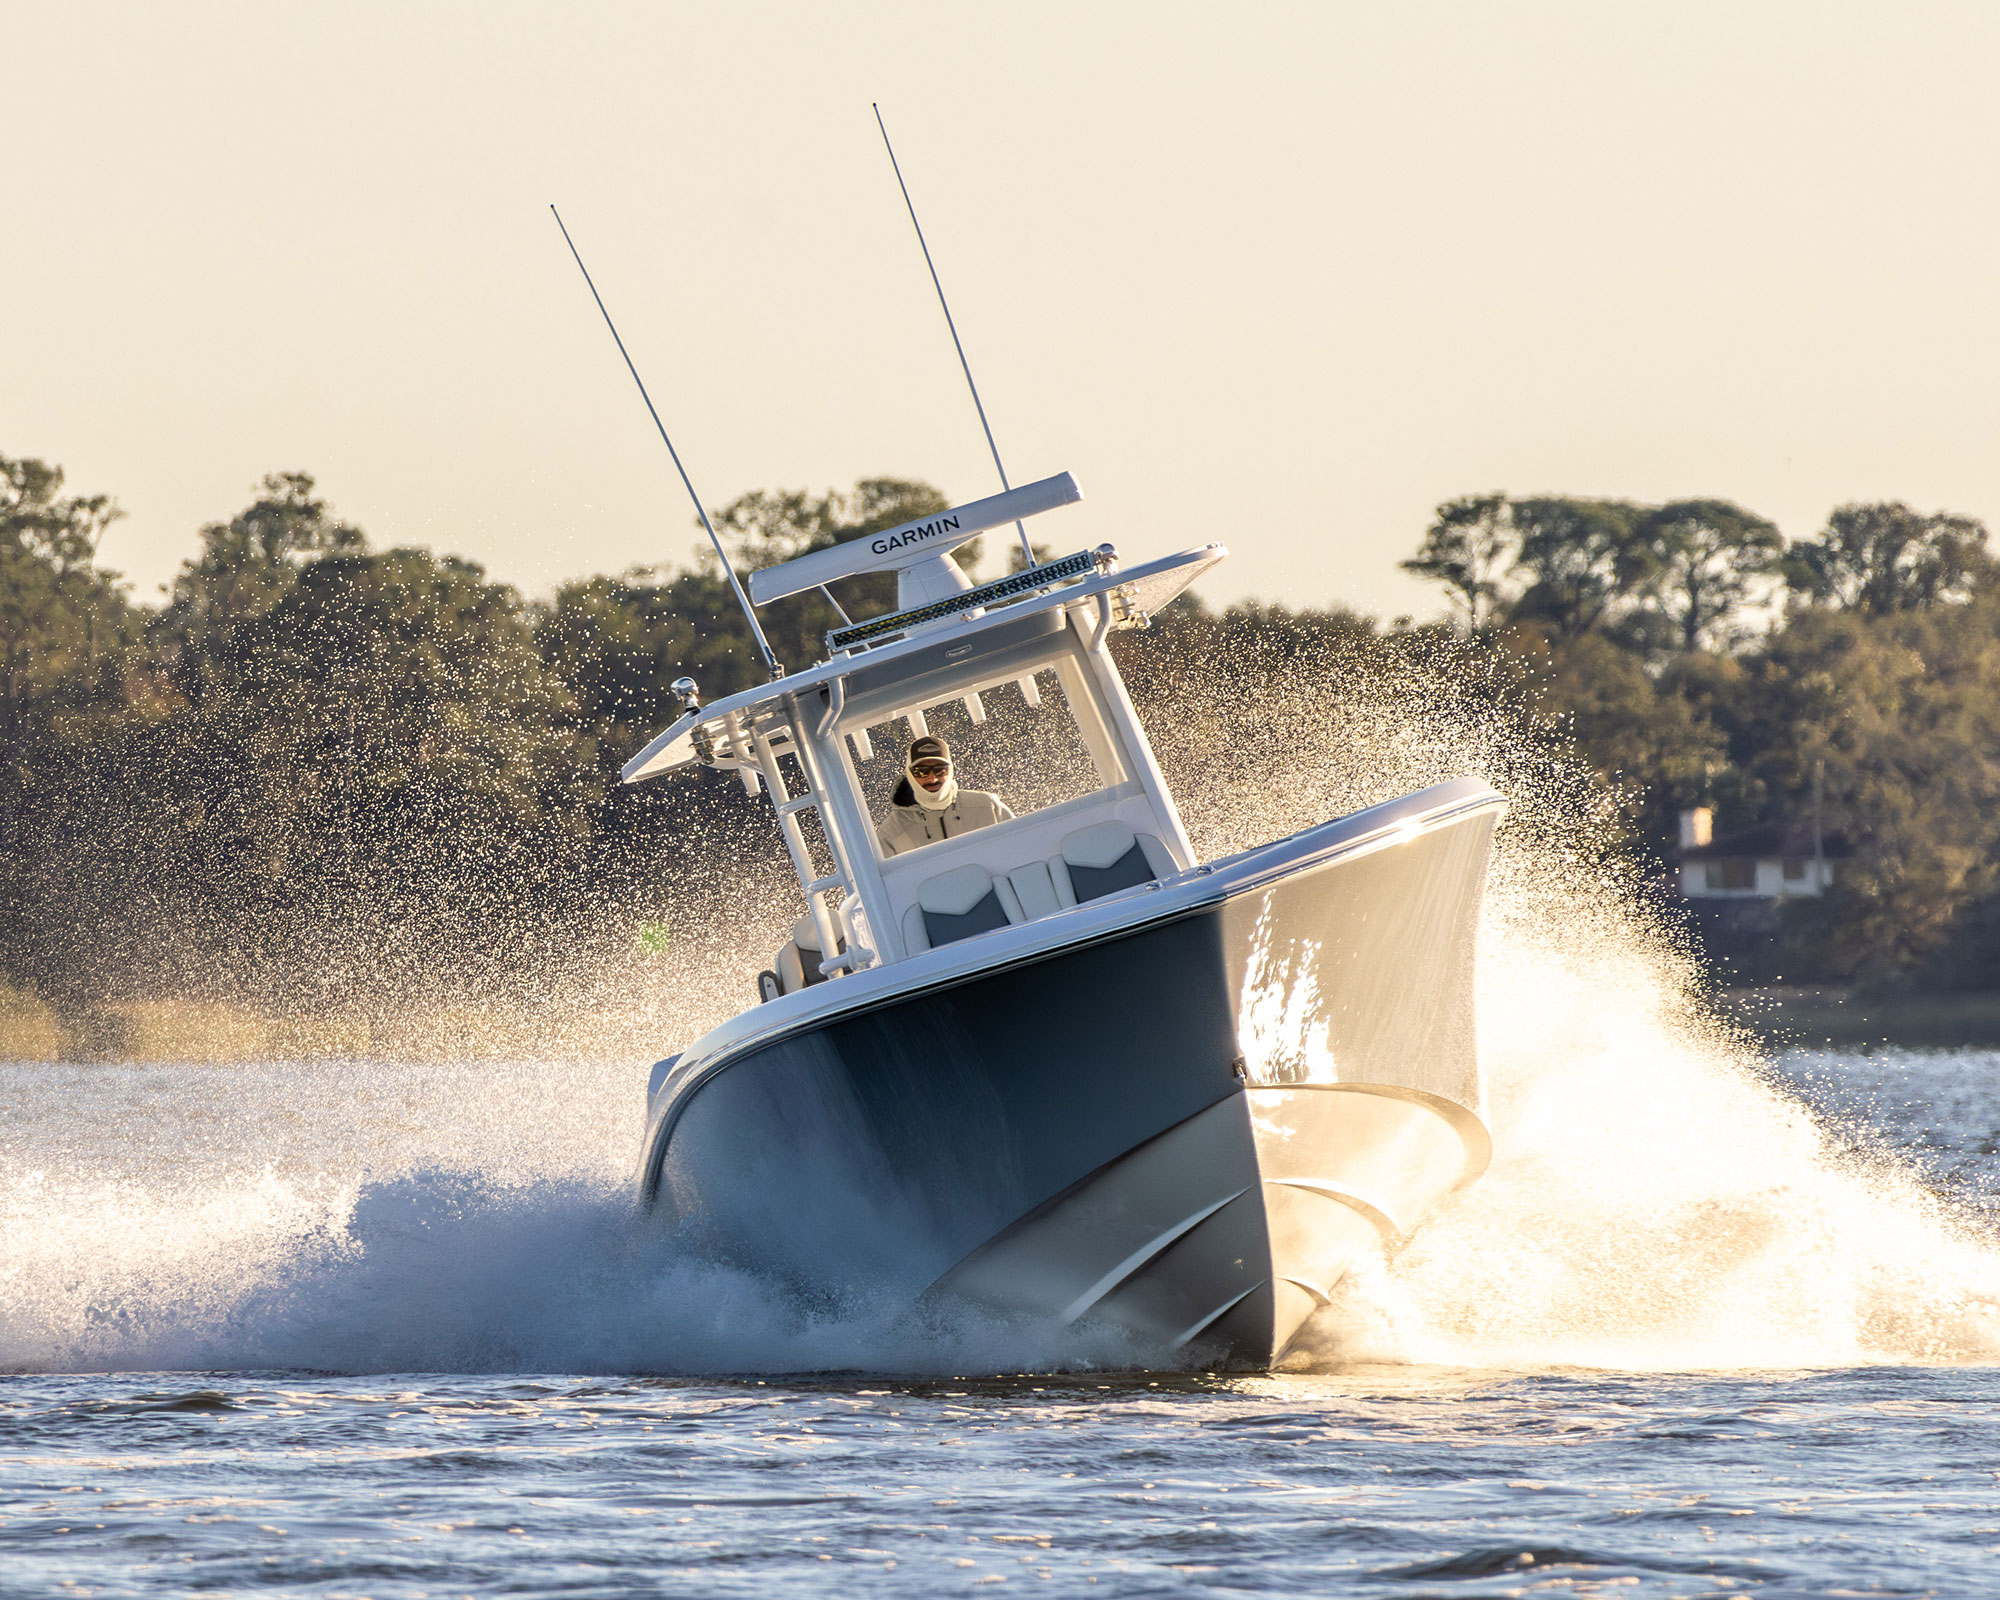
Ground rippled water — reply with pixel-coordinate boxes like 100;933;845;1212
10;1359;2000;1598
5;1046;2000;1596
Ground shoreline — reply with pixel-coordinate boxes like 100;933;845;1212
1719;986;2000;1051
12;985;2000;1064
0;987;656;1065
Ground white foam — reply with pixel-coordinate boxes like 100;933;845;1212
0;1058;1157;1375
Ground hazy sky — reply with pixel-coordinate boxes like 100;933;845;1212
11;2;1999;620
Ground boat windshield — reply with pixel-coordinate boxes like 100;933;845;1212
851;667;1104;830
844;658;1132;858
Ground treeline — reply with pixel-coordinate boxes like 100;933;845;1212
1394;492;2000;984
0;461;969;1029
3;456;1995;1033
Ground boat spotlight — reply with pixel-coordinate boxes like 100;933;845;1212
672;676;701;712
1093;544;1120;575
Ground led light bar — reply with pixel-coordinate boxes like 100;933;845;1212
826;549;1098;654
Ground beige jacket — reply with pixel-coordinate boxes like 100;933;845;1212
876;784;1014;857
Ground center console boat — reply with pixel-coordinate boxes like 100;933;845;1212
624;473;1504;1368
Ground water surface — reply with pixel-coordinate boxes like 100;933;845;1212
4;1048;1997;1596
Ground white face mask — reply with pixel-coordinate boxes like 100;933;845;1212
909;764;958;812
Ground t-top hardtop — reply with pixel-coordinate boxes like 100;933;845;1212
620;472;1225;983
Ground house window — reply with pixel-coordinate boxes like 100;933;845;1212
1705;859;1755;891
1782;857;1807;881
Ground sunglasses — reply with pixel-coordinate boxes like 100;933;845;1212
911;762;951;779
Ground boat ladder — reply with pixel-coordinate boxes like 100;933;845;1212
732;707;873;977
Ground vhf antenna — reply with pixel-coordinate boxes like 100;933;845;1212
550;204;783;679
873;104;1036;570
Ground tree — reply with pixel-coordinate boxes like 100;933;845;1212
1;457;123;578
156;471;366;704
535;471;960;869
1;457;130;1000
1784;501;1991;615
1633;498;1784;653
1716;598;2000;976
1531;632;1731;835
112;542;589;1002
1;456;127;731
537;566;765;777
545;478;955;753
1505;497;1651;640
1401;495;1514;632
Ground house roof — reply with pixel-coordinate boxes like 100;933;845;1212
1681;822;1853;861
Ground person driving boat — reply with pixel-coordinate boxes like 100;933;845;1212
876;736;1013;857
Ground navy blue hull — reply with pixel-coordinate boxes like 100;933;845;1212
641;791;1500;1368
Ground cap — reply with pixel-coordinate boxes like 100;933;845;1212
907;736;952;766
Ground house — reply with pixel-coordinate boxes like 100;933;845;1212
1676;807;1849;900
